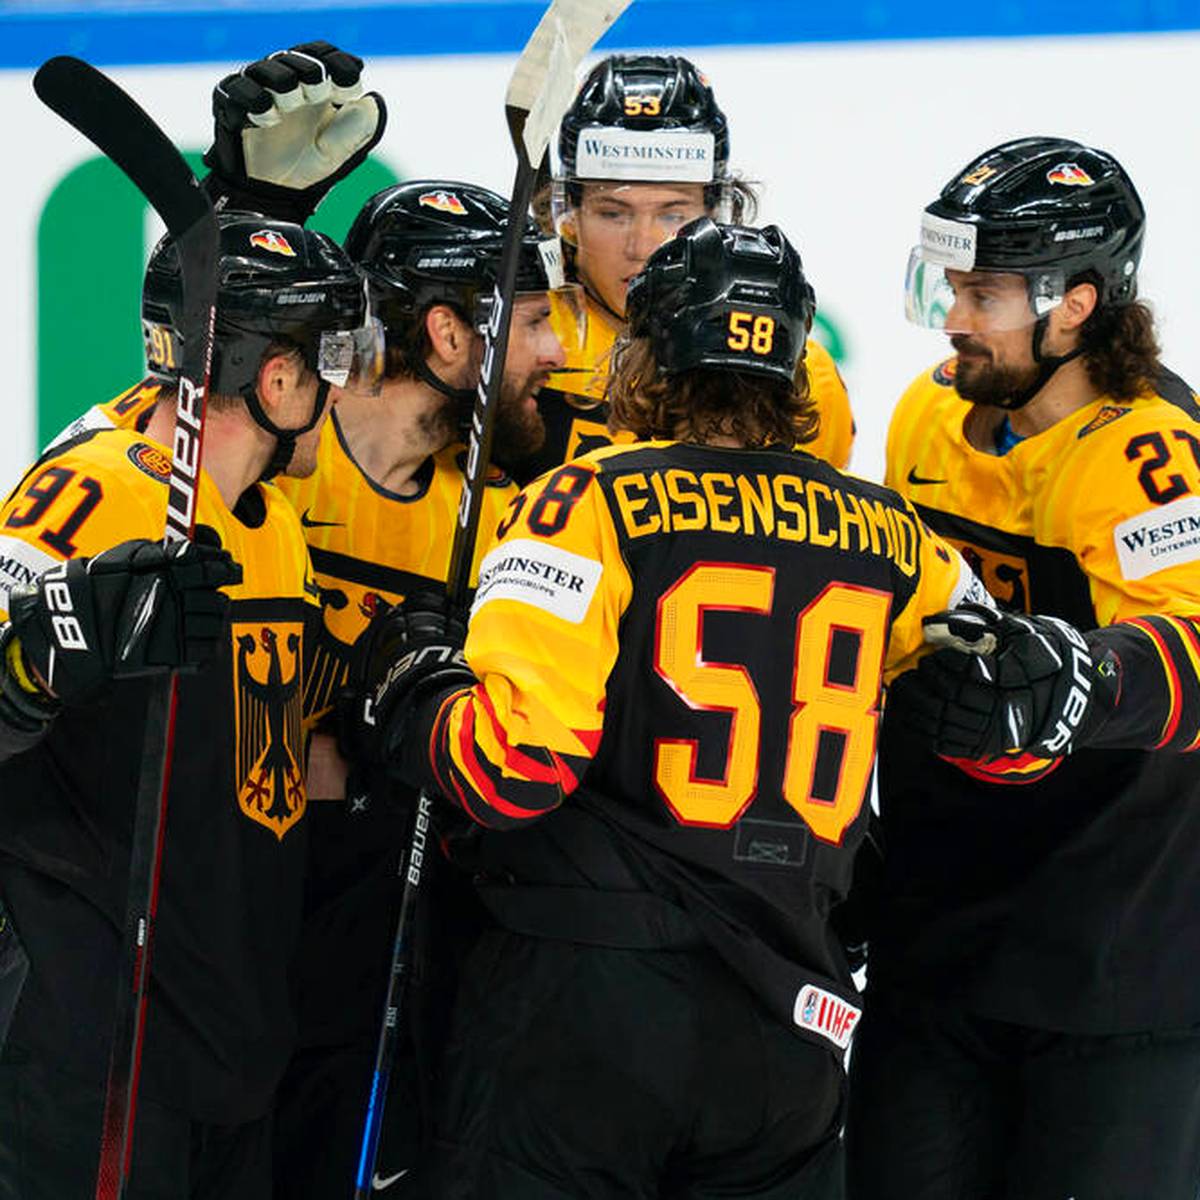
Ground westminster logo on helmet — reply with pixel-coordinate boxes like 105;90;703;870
419;191;468;216
249;229;297;256
1046;163;1094;187
233;621;307;839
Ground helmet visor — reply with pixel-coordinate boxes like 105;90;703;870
552;179;734;317
545;283;587;357
904;250;1066;334
318;315;385;393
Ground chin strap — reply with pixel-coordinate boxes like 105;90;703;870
1001;316;1085;411
416;360;477;436
242;379;330;481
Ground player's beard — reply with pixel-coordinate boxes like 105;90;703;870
420;393;458;449
491;369;549;466
950;335;1040;408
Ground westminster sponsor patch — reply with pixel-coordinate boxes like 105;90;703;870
0;535;58;614
472;538;602;624
793;983;861;1050
1114;495;1200;580
919;213;976;270
575;126;716;182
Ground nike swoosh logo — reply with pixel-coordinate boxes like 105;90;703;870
906;467;948;486
373;1169;410;1190
300;508;343;529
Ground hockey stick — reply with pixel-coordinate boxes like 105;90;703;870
32;57;218;1200
352;4;633;1194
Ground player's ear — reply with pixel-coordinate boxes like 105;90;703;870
424;303;473;371
1053;280;1098;334
254;346;305;416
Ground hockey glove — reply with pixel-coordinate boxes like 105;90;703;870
7;528;240;706
888;603;1119;761
340;592;475;774
204;41;387;224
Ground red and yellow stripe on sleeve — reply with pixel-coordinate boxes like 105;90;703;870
1113;615;1200;752
425;463;633;829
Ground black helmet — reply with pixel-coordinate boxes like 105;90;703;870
913;136;1144;314
344;180;564;334
625;217;814;382
557;54;729;184
142;211;378;399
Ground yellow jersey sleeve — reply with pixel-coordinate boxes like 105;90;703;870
883;501;993;683
1037;402;1200;624
804;339;855;470
0;436;170;619
1039;401;1200;754
428;461;633;828
41;379;162;456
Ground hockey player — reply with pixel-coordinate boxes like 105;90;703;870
340;217;991;1199
268;181;580;1200
35;48;581;1194
846;138;1200;1200
0;213;379;1198
522;52;856;480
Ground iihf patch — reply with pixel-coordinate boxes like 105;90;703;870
126;442;172;483
1077;404;1131;439
932;358;958;387
793;983;861;1050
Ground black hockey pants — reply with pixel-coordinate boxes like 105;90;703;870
846;984;1200;1200
411;928;846;1199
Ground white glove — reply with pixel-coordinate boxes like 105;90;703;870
204;41;387;222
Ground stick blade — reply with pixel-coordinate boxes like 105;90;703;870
507;0;635;165
34;55;211;239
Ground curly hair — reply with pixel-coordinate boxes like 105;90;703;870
606;334;819;447
1077;297;1161;401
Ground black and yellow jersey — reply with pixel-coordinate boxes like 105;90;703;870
523;292;856;483
874;356;1200;1033
406;440;981;1041
0;425;317;1121
41;376;163;453
275;409;518;724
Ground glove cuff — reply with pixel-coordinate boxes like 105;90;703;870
384;671;475;791
201;170;319;226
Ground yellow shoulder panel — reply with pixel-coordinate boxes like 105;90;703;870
803;339;855;470
1028;395;1200;623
